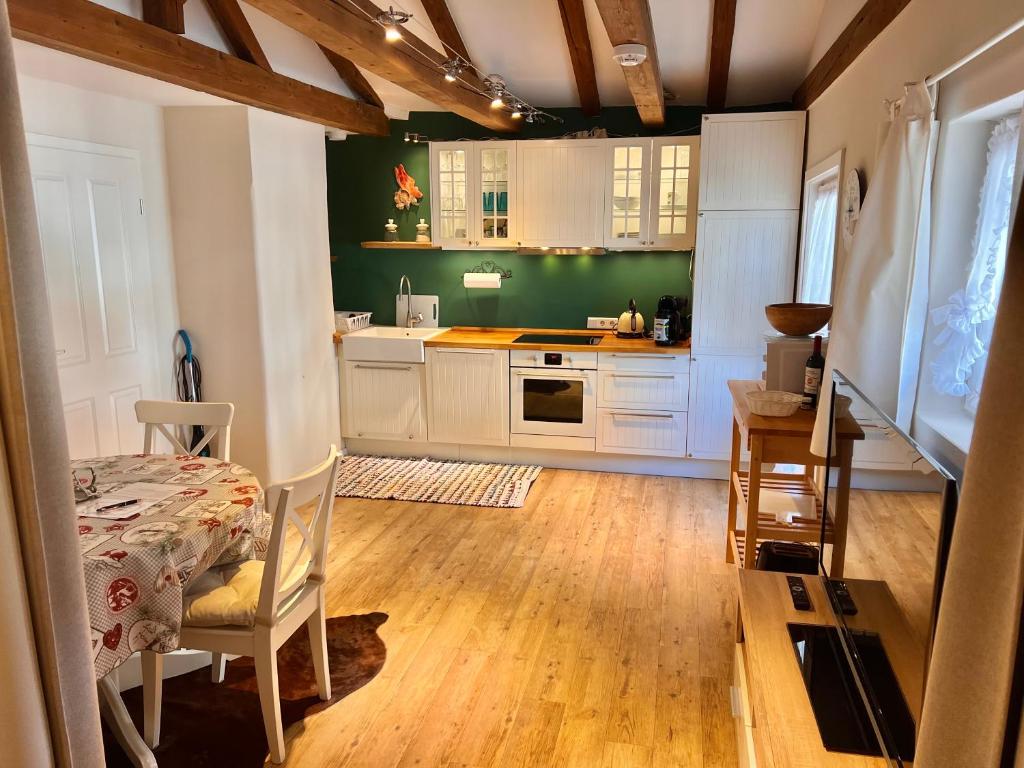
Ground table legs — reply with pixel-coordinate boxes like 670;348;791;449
726;418;741;562
830;439;855;578
742;435;764;569
141;651;163;748
97;673;157;768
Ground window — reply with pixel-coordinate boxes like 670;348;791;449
797;152;842;305
930;114;1020;413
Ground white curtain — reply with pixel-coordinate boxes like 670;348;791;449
812;82;938;455
798;179;839;303
930;115;1020;411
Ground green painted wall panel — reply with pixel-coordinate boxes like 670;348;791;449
326;105;787;329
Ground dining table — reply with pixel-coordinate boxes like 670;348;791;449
73;452;266;766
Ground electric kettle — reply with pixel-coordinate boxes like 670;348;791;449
615;298;645;339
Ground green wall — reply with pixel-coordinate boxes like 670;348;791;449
326;105;783;329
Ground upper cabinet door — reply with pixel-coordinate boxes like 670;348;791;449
649;137;700;250
476;143;517;249
430;142;474;250
698;112;806;211
517;140;605;248
603;139;652;250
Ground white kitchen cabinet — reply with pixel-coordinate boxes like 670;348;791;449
426;347;510;445
601;137;700;251
597;409;687;457
516;139;605;247
429;141;517;249
597;370;689;411
342;361;426;441
697;112;805;211
691;209;799;356
686;354;762;460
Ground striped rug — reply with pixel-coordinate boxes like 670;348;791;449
334;455;544;508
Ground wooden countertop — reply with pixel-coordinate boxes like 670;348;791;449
729;379;864;440
334;326;691;355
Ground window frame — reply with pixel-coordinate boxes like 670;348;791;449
797;150;844;305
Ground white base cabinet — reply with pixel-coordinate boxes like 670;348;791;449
426;347;510;445
597;410;687;457
686;354;762;460
342;361;426;442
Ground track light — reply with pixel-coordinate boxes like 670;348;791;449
483;75;507;111
403;132;426;143
441;57;465;83
510;102;523;119
377;6;411;43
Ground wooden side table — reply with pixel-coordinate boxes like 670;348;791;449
726;380;864;576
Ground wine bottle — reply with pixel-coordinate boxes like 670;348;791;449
803;335;825;409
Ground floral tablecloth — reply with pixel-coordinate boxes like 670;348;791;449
73;454;267;679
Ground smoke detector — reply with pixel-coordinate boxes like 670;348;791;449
612;44;648;67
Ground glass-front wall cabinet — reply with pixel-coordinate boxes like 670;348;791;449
605;140;651;249
430;141;516;249
478;143;515;247
651;137;700;250
433;143;469;248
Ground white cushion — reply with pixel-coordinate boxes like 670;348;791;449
183;560;265;628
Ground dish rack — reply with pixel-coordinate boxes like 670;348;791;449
334;311;372;334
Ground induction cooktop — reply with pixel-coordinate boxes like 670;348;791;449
513;333;602;346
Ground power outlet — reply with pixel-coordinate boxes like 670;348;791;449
587;316;619;330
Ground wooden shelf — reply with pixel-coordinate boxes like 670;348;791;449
360;241;441;250
731;471;832;565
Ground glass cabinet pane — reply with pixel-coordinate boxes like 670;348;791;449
656;143;692;237
609;143;646;241
479;146;510;242
438;148;469;240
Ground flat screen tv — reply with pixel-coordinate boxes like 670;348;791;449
806;370;960;766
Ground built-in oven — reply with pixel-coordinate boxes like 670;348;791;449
510;350;597;448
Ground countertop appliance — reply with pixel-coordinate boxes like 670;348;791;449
510;348;597;450
513;333;601;346
615;298;645;339
653;295;687;346
763;334;829;394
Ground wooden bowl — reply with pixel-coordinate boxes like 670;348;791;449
765;303;833;336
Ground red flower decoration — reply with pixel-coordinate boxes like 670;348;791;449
197;518;222;532
176;488;208;499
232;485;258;496
79;525;93;535
235;497;254;508
181;462;205;471
217;477;240;484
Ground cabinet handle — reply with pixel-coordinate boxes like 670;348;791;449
354;364;413;371
607;354;670;360
608;373;676;379
608;411;675;419
435;348;494;355
514;371;589;381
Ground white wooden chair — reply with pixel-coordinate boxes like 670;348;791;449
134;400;234;460
141;446;342;763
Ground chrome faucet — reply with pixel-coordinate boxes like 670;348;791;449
399;274;423;328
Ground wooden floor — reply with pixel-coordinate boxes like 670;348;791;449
283;469;741;768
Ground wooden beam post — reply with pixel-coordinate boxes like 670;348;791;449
556;0;600;116
204;0;272;70
319;45;385;110
419;0;471;65
593;0;664;127
142;0;185;34
793;0;913;109
244;0;518;132
706;0;736;111
9;0;390;136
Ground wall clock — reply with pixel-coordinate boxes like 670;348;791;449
841;168;862;252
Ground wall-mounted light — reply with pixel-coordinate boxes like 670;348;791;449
377;6;411;42
403;132;427;143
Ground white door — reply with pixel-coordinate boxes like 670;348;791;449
343;361;427;441
698;112;806;211
686;354;762;460
474;143;517;249
28;137;161;459
517;140;605;247
426;347;510;445
429;142;474;249
649;137;700;250
691;209;799;356
602;139;652;250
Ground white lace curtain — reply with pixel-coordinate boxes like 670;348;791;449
931;115;1021;410
798;179;838;303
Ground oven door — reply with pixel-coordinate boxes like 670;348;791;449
511;367;597;438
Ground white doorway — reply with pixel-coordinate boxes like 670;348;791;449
28;135;163;459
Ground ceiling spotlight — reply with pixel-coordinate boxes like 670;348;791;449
490;96;505;109
483;75;507;110
377;6;411;42
511;103;523;119
441;57;465;83
612;43;648;67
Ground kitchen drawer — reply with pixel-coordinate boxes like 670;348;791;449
510;349;597;369
597;370;689;411
596;409;686;457
597;352;689;374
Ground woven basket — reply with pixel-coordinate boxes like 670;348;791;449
746;390;805;417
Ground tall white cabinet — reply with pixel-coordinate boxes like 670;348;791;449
687;112;805;460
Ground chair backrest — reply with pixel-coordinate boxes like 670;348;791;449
256;446;341;627
135;400;235;460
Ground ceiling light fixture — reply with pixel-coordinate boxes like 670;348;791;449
440;57;466;83
403;132;427;143
510;101;524;119
612;43;648;67
483;75;507;110
377;6;411;42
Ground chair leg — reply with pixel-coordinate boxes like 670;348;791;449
307;595;332;701
211;652;227;683
141;651;163;749
254;629;286;764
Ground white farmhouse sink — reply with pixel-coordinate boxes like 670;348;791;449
342;326;448;364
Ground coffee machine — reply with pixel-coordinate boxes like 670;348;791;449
653;295;689;346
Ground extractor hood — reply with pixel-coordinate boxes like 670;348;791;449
516;246;607;255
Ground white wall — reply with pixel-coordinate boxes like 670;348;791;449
16;74;182;400
165;106;340;485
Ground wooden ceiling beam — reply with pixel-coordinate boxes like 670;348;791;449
556;0;601;116
793;0;913;109
593;0;664;127
9;0;390;136
244;0;518;131
204;0;271;70
419;0;471;65
705;0;736;110
142;0;185;34
318;45;385;110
